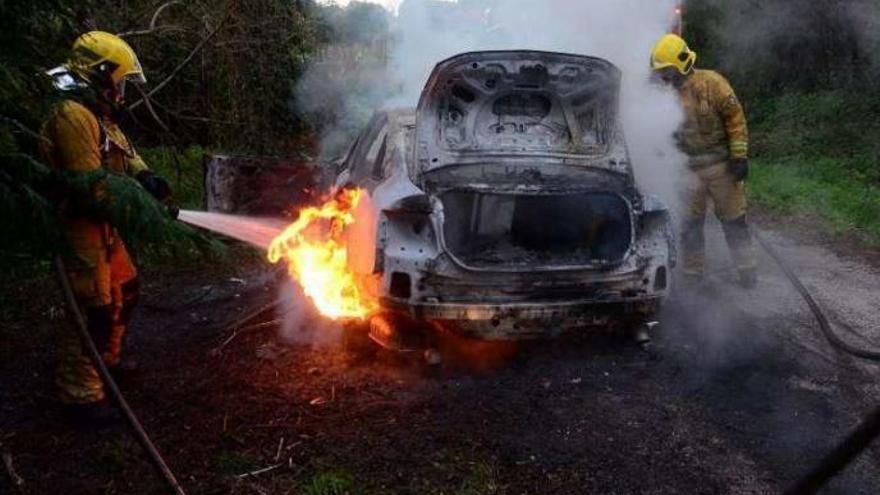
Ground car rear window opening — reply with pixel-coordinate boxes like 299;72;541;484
441;191;632;269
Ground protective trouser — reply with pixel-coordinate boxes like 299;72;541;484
56;234;138;404
681;161;757;279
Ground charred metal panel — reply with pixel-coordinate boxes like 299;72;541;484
415;51;629;174
381;297;660;340
205;155;322;215
421;163;635;196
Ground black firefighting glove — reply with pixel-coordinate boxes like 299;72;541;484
727;158;749;182
135;170;172;202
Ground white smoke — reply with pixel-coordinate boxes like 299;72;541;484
277;280;343;347
848;0;880;63
391;0;687;207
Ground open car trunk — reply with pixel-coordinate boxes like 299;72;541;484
441;190;632;271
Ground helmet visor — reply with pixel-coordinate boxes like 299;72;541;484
121;53;146;85
126;72;147;84
117;73;147;100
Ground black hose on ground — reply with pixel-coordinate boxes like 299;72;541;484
753;231;880;361
53;257;187;495
783;406;880;495
752;231;880;493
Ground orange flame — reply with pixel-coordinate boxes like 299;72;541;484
267;188;377;320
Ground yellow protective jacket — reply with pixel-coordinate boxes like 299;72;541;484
40;99;150;250
677;69;749;168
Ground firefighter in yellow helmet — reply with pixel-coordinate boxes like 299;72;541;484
650;33;757;288
40;31;171;424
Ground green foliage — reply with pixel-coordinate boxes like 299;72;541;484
749;156;880;244
0;151;224;262
1;154;67;255
213;451;258;475
140;146;207;209
0;0;94;132
748;91;880;246
2;1;328;156
303;470;357;495
102;0;323;154
684;0;880;97
680;0;723;68
315;2;390;45
750;91;880;177
0;0;329;271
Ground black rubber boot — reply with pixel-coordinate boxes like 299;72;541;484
680;217;707;282
721;215;758;289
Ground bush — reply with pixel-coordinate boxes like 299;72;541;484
751;91;880;182
140;146;207;210
748;91;880;245
685;0;880;97
0;0;328;273
750;156;880;244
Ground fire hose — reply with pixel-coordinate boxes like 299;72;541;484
751;231;880;494
783;407;880;495
754;231;880;361
53;256;187;495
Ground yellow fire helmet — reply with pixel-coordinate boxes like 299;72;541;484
68;31;146;87
650;33;697;75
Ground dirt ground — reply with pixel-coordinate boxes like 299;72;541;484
2;219;879;495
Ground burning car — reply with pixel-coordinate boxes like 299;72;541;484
289;51;676;346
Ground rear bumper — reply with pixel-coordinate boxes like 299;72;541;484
380;296;661;340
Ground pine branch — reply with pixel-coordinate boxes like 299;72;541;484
0;152;225;259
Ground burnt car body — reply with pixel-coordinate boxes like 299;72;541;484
338;51;675;341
